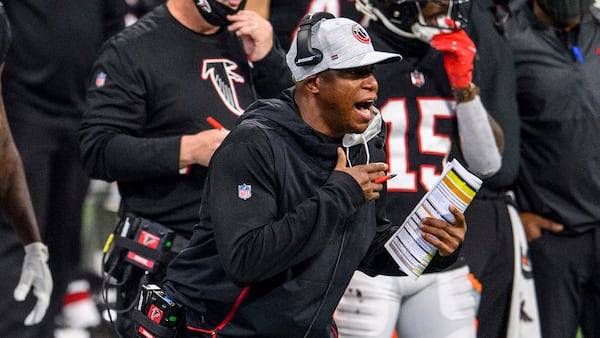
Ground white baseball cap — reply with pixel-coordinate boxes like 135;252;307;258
286;15;402;82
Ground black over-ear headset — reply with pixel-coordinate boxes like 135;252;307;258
294;12;335;66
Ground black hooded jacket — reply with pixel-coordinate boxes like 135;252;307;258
163;88;459;337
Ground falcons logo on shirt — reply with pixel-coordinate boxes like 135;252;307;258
202;59;246;115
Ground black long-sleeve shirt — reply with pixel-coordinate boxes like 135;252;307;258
1;0;126;117
507;6;600;230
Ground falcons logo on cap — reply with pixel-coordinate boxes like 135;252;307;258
352;24;370;44
202;59;246;116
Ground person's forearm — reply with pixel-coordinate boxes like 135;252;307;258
81;131;182;182
0;143;41;245
0;63;41;244
456;95;503;178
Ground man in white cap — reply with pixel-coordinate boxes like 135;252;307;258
163;13;466;338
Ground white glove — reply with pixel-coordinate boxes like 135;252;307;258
13;242;53;326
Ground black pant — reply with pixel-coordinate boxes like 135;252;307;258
462;190;514;338
529;227;600;338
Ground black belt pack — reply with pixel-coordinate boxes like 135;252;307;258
103;215;176;281
133;283;184;338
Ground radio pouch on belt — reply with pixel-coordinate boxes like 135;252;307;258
103;215;176;281
133;283;184;338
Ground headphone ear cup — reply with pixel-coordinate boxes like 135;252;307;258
294;12;335;66
295;24;322;66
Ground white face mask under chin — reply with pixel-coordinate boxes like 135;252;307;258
342;109;382;166
342;109;382;148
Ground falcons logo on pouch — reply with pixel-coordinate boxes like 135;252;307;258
139;231;160;249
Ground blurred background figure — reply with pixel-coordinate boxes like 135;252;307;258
78;0;168;292
124;0;166;25
464;1;541;336
0;0;127;336
504;1;600;337
0;1;53;333
246;0;365;50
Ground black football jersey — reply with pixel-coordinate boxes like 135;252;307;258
368;23;459;224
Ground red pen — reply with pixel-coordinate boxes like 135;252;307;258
374;174;397;184
206;116;226;131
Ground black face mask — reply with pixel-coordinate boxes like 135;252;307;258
536;0;593;25
193;0;247;27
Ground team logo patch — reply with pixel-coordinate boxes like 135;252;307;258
95;72;107;87
138;231;160;249
520;245;533;279
410;70;425;88
238;184;252;200
149;304;163;323
202;59;246;116
196;0;212;13
352;24;370;44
